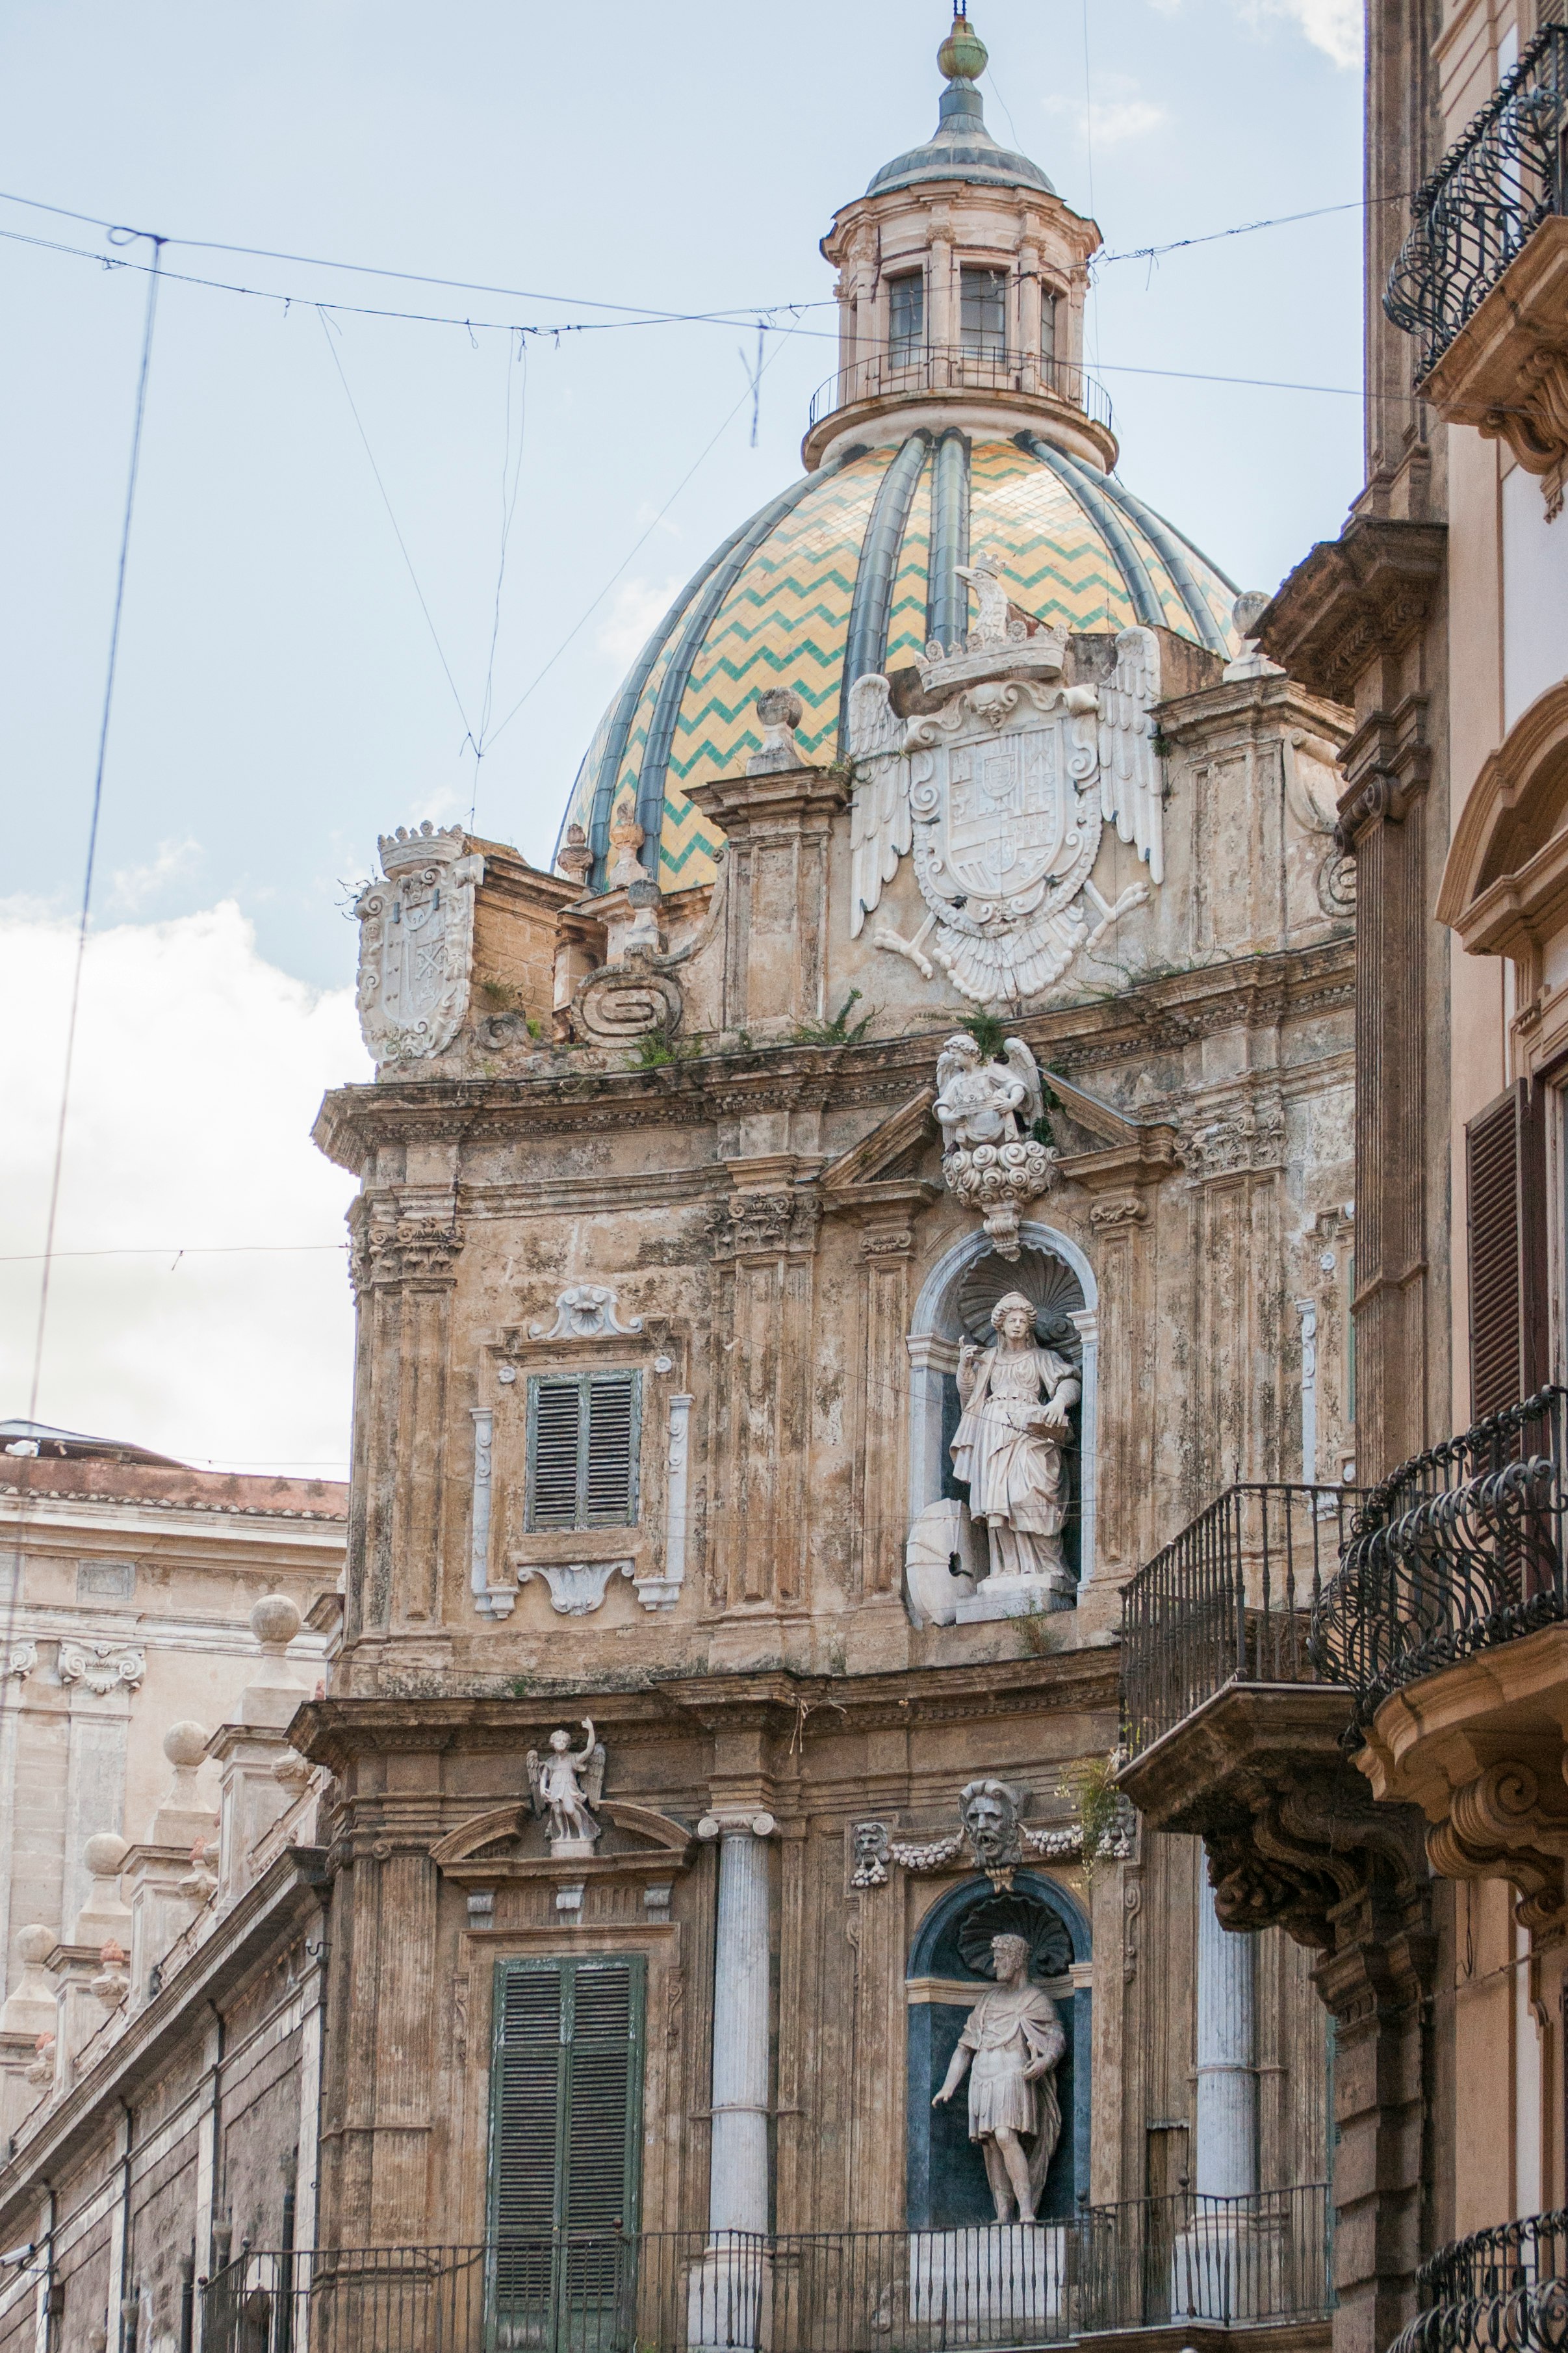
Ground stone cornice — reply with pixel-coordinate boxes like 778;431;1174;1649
312;939;1356;1176
1254;517;1448;706
292;1652;1120;1767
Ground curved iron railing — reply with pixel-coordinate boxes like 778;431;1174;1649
806;344;1114;436
1310;1388;1568;1734
1391;2209;1568;2353
1385;25;1568;378
1120;1484;1363;1760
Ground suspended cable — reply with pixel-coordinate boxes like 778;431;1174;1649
316;307;473;737
469;332;531;832
8;230;164;1718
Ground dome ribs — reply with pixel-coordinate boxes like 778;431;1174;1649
840;430;932;750
926;428;973;652
1014;432;1166;634
632;457;855;872
1057;448;1234;656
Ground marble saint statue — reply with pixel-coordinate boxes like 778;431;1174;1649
953;1292;1081;1591
932;1932;1066;2223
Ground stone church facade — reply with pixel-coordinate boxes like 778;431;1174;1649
0;20;1351;2352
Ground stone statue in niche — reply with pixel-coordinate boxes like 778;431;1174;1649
526;1720;606;1856
953;1292;1080;1600
932;1932;1066;2224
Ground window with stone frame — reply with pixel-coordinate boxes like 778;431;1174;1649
959;265;1008;359
525;1370;641;1532
888;269;925;364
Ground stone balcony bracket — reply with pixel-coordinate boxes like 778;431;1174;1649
1420;216;1568;521
1356;1620;1568;1940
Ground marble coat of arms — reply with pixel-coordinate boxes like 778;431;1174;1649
847;564;1163;1005
353;822;486;1063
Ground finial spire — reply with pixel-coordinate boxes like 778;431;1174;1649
938;11;988;84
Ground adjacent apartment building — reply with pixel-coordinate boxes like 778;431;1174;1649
1122;7;1568;2353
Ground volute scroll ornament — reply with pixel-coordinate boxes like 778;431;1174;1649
572;955;684;1046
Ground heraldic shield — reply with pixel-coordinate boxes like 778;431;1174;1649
354;822;486;1064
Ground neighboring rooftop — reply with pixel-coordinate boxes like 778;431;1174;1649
0;1422;348;1520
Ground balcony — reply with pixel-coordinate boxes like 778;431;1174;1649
1386;27;1568;378
1391;2210;1568;2353
1384;27;1568;516
801;345;1116;469
198;2192;1332;2353
1312;1389;1568;1934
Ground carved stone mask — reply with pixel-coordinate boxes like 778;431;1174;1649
853;1821;890;1866
960;1779;1021;1866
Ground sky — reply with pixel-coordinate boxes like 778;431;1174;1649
1;0;1367;1477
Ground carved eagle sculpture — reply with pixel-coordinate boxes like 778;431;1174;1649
845;626;1165;940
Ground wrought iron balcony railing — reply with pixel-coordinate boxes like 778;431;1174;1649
806;344;1114;436
1120;1483;1364;1760
1391;2207;1568;2353
195;2189;1331;2353
1310;1388;1568;1736
1385;24;1568;378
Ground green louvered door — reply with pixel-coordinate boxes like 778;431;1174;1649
489;1956;645;2352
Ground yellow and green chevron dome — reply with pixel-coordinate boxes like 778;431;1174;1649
558;428;1237;894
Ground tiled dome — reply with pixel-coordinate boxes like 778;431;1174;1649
559;429;1237;895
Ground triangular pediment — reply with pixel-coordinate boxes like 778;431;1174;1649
823;1089;940;1195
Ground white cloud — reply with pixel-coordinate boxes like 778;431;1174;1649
597;575;681;666
1;900;369;1476
1044;83;1170;150
107;835;202;913
1240;0;1361;66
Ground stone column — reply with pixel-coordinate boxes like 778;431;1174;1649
703;1815;775;2235
1195;1888;1257;2197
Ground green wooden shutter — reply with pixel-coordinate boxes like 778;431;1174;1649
490;1956;645;2237
526;1374;641;1531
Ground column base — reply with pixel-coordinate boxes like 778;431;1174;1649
686;2239;771;2352
909;2223;1066;2339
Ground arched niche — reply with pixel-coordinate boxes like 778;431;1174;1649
906;1223;1101;1594
905;1870;1092;2230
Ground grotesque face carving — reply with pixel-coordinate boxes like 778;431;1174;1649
960;1779;1021;1867
854;1821;891;1867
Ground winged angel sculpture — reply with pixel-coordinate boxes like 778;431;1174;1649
847;623;1164;1006
526;1719;606;1852
934;1032;1059;1257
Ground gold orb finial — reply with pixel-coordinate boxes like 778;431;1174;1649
938;11;988;82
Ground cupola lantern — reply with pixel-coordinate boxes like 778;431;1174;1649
806;12;1111;473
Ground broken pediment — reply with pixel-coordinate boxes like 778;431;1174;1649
431;1797;696;1884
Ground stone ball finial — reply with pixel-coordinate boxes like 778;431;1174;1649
84;1833;129;1880
1232;590;1270;639
754;686;803;733
16;1923;53;1966
164;1721;209;1769
251;1593;303;1651
939;13;988;81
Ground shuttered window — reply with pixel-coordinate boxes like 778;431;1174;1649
526;1373;641;1531
489;1957;645;2329
1467;1080;1550;1420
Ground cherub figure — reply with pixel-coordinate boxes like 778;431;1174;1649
934;1034;1044;1154
526;1719;606;1848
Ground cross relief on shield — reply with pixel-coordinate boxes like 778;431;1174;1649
847;564;1164;1005
353;820;487;1063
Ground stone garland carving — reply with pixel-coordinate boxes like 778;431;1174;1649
934;1033;1058;1259
847;560;1163;1004
526;1719;606;1858
528;1284;643;1342
353;822;486;1064
60;1643;145;1696
852;1775;1133;1895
